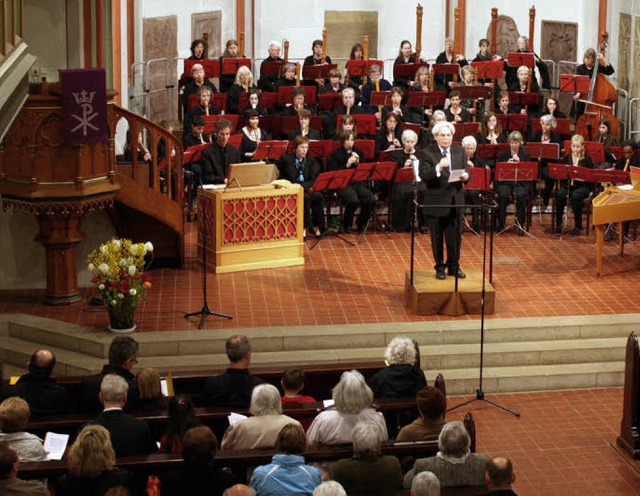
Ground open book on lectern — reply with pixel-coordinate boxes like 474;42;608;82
224;162;278;190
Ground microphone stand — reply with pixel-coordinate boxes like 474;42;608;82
185;178;233;328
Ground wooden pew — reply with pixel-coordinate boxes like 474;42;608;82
618;331;640;458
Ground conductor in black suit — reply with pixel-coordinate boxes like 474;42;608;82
420;121;470;280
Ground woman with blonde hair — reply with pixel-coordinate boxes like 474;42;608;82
306;370;387;446
227;65;257;115
135;367;168;411
56;425;133;496
0;396;47;461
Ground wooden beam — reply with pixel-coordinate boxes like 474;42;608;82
127;0;134;80
96;0;105;68
529;6;535;49
445;0;450;39
236;0;244;48
83;0;92;67
457;0;466;55
598;0;608;39
112;0;121;105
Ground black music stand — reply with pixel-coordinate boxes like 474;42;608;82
309;169;356;249
253;141;289;162
495;161;539;237
548;162;579;237
525;142;561;222
463;166;492;235
364;161;397;236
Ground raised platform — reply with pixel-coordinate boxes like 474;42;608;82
405;269;495;316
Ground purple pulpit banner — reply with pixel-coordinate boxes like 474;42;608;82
60;68;108;145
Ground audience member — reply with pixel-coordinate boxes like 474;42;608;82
91;374;157;458
160;395;201;454
0;397;47;461
203;335;264;407
331;420;402;495
306;370;387;446
0;441;49;495
161;426;237;496
78;336;140;414
396;386;447;442
410;471;440;496
404;421;488;488
313;481;347;496
486;456;517;495
368;336;427;397
250;424;321;496
56;425;133;496
281;369;317;405
135;367;168;412
223;484;257;496
220;384;300;453
4;349;71;415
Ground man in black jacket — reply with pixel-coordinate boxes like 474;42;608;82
77;336;140;414
203;335;264;407
201;119;242;184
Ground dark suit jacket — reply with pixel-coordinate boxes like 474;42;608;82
10;373;73;415
203;368;265;408
77;364;140;414
420;144;469;217
56;468;134;496
277;153;321;190
201;142;242;184
161;464;237;496
91;409;157;458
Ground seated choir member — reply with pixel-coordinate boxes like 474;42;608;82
444;90;471;123
303;39;332;87
476;112;507;146
281;87;314;116
396;386;447;442
360;64;392;113
505;35;550;90
393;40;417;89
508;65;542;117
554;134;594;236
594;117;618;165
321;68;344;94
434;37;468;92
389;129;426;232
201;119;241;184
409;66;433;126
375;111;402;157
573;47;614;119
183;85;221;136
238;109;270;161
325;88;362;139
495;131;532;234
472;38;502;84
288;109;322;141
455;66;485;116
273;62;297;91
615;140;639;171
529;114;563;208
328;131;374;233
541;95;566;119
346;42;365;91
462;135;490;232
335;114;357;140
495;90;516;115
306;370;388;446
226;66;257;115
381;86;409;124
188;39;205;60
240;88;268;117
219;39;240;93
277;135;325;237
258;40;284;92
182;63;218;117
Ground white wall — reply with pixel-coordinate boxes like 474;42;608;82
23;0;68;82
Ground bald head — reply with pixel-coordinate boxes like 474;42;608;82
486;456;514;488
223;484;256;496
28;349;56;377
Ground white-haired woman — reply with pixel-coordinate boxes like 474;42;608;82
530;114;563;208
220;384;300;453
461;135;490;232
313;481;346;496
403;421;488;489
507;65;542;116
388;130;428;233
306;370;387;446
331;421;402;494
368;336;426;397
495;131;532;233
227;65;257;115
258;41;284;92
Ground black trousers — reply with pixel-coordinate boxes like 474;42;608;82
337;182;374;230
555;182;591;229
390;182;427;231
304;190;325;230
496;181;529;227
427;208;462;271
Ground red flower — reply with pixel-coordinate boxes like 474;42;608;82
119;282;130;294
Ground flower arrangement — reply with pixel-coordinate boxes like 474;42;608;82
87;238;153;331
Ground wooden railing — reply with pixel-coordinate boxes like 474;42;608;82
1;0;23;58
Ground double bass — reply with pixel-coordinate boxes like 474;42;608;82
576;32;620;140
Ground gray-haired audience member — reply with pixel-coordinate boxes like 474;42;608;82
306;370;388;446
91;374;157;458
203;335;265;407
404;421;488;488
0;441;49;495
78;336;140;413
411;471;441;496
220;384;300;453
313;481;347;496
224;484;257;496
368;336;427;398
331;420;402;494
486;456;517;495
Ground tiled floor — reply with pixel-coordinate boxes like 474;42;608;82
446;388;640;495
1;216;638;332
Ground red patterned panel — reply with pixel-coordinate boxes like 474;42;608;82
220;193;300;245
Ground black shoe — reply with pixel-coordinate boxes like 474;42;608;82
569;227;581;236
418;226;428;234
472;225;481;232
435;268;446;280
448;268;466;278
344;227;357;234
496;224;505;232
554;227;562;236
